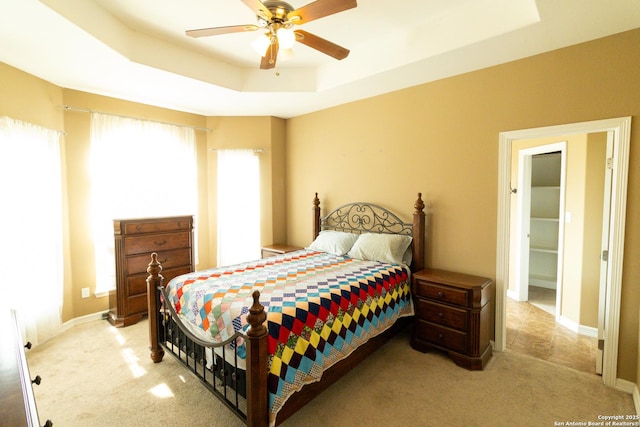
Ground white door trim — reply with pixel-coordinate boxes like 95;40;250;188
496;117;631;387
515;142;566;306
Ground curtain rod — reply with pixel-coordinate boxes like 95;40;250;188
61;105;212;132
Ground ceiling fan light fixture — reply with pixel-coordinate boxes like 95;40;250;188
276;27;295;49
252;33;271;56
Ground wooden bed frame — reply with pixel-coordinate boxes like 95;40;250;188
146;193;425;427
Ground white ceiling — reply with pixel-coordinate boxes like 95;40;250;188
1;0;639;118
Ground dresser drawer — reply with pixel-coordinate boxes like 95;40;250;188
122;218;191;235
127;248;192;275
414;320;467;354
127;293;148;316
415;298;468;331
124;231;191;255
128;266;193;296
414;279;469;307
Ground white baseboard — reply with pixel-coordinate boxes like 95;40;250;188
616;379;640;416
557;315;598;338
61;310;109;332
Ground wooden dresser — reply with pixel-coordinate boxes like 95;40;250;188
411;268;494;370
1;309;51;427
109;215;194;327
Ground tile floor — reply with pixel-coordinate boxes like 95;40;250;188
506;286;599;375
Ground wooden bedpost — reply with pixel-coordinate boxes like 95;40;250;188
146;252;165;363
412;193;426;272
245;291;269;427
312;192;321;240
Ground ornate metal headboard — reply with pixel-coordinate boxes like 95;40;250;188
320;202;413;236
311;193;425;272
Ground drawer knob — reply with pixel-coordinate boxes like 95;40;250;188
154;239;167;246
438;312;444;318
32;375;42;386
438;333;444;340
437;291;444;298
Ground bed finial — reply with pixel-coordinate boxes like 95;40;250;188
414;192;425;214
412;193;426;272
147;252;163;278
313;192;321;240
246;291;267;337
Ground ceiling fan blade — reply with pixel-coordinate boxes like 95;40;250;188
288;0;357;25
294;30;349;60
260;39;279;69
186;24;259;38
242;0;272;19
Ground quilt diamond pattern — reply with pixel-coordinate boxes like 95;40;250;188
165;249;413;420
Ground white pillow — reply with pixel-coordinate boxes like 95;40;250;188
307;230;359;256
347;233;413;265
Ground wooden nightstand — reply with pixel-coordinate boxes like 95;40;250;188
261;244;303;258
411;268;494;370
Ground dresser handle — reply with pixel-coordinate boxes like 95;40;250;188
437;291;444;298
438;333;444;340
32;375;42;386
438;312;444;318
154;239;167;246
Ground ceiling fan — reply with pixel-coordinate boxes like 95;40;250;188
186;0;357;69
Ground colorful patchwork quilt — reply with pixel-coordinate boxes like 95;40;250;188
165;249;414;423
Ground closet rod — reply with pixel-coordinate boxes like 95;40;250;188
61;105;212;132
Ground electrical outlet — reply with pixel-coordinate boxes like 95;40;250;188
81;287;90;299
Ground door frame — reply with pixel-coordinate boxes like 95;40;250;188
495;117;631;387
515;143;566;309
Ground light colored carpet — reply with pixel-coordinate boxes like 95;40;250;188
27;318;635;426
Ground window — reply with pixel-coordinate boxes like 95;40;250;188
216;149;261;265
0;116;63;344
90;113;197;293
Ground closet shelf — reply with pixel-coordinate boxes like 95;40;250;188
531;216;559;222
530;245;558;254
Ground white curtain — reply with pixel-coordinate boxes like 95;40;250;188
217;149;261;265
90;113;197;292
0;116;63;344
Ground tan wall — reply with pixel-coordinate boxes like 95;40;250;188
286;29;640;382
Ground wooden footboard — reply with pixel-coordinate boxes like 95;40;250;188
146;253;270;426
147;193;426;427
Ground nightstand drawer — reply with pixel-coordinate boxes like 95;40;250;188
414;280;469;307
415;299;468;331
414;320;467;354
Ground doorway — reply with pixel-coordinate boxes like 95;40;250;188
509;136;607;375
514;143;566;312
495;117;631;388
